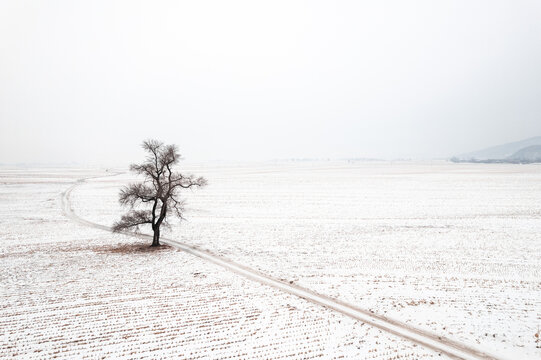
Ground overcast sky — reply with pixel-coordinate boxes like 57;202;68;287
1;0;540;165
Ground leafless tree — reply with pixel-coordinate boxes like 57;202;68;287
112;140;207;246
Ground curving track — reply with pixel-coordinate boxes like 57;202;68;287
61;174;502;360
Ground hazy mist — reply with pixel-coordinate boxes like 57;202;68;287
1;0;540;165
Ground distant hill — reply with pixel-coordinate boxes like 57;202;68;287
507;145;541;162
452;136;541;163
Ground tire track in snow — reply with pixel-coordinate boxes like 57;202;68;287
61;174;501;360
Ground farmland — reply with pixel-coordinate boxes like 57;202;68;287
2;162;540;359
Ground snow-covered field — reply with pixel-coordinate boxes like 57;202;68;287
2;162;540;359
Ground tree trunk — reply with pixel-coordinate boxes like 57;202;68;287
152;227;160;247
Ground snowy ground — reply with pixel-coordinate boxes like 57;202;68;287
2;162;540;359
1;167;438;359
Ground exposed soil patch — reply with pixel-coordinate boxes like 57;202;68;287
89;242;176;254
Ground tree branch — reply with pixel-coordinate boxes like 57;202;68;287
168;173;207;192
118;183;155;207
112;210;153;232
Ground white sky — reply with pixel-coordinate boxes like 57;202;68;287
1;0;540;165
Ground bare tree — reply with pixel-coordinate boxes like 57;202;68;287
112;140;207;246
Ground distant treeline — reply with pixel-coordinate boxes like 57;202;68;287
450;157;541;164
